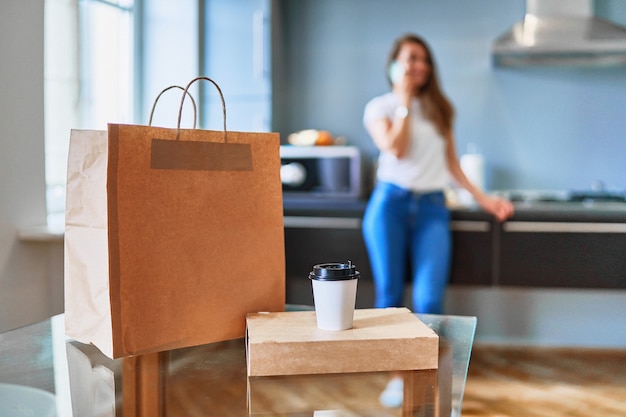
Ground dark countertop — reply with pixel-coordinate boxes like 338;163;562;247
283;197;626;223
283;197;367;218
505;201;626;223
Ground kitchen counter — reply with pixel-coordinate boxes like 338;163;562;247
283;197;367;218
283;196;626;290
284;197;626;222
505;201;626;222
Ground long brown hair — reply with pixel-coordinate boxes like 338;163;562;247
387;34;454;137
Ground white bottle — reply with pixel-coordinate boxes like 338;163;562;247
458;143;485;205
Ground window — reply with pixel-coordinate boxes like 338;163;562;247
44;0;134;227
43;0;270;227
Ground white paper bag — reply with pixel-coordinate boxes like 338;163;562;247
64;129;114;357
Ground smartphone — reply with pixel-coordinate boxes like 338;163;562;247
388;60;405;84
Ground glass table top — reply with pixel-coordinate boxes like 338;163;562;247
0;307;476;416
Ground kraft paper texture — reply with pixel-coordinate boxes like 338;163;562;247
65;125;285;358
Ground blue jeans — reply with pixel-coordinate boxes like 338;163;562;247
362;182;451;314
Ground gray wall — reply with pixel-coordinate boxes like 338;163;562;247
273;0;626;192
0;0;63;333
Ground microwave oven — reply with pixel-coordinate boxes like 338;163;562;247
280;145;362;199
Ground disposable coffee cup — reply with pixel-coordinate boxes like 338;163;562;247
309;262;360;331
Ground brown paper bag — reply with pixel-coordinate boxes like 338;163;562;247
65;78;285;358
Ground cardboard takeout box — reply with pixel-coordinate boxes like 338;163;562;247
246;307;439;377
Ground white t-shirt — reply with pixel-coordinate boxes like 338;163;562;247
363;92;449;192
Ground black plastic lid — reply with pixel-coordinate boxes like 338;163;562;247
308;262;360;281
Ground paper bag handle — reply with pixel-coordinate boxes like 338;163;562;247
177;76;227;143
149;85;198;128
151;77;252;171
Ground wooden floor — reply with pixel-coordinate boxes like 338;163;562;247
6;318;626;416
164;341;626;416
462;345;626;417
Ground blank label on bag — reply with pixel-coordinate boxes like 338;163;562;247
150;138;253;171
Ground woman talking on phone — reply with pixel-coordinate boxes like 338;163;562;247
363;33;514;314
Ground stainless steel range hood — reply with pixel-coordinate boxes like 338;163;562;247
492;0;626;67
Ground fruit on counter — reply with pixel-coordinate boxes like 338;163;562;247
315;130;334;146
287;129;335;146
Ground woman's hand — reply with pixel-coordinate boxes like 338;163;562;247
366;70;415;159
444;134;514;223
394;73;414;106
476;194;515;222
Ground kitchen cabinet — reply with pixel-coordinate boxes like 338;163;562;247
449;218;495;286
284;217;496;287
283;211;374;308
284;215;371;280
449;205;626;289
499;221;626;289
284;200;626;291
